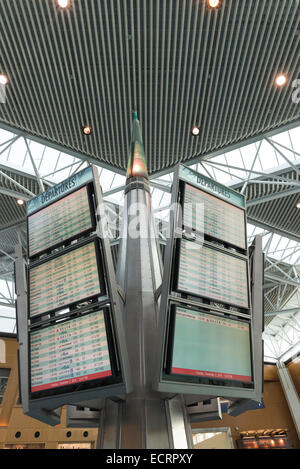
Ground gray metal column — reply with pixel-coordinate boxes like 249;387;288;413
98;113;192;449
277;361;300;440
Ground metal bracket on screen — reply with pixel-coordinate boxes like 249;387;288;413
154;284;162;302
66;405;102;428
227;398;261;417
182;230;204;245
187;398;222;423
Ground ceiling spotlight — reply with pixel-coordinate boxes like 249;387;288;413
83;125;92;135
275;74;287;87
192;126;200;136
17;199;24;206
296;202;300;209
0;74;8;86
57;0;69;8
208;0;220;8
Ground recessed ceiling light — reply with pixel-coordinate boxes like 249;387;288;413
0;74;8;86
17;199;24;206
57;0;69;8
275;74;287;87
208;0;220;8
192;126;200;136
296;202;300;209
83;125;92;135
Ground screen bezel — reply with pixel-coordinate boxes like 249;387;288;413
28;305;122;399
164;303;254;389
27;182;96;260
27;237;107;320
172;236;251;311
179;180;248;252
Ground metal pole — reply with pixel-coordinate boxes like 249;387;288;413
98;113;192;449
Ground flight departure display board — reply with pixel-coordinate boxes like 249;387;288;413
170;305;252;383
28;186;93;257
29;241;103;318
176;239;249;309
30;309;112;393
183;183;246;249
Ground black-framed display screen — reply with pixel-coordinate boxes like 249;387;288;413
174;238;250;310
27;185;95;258
28;239;105;318
166;304;253;386
29;307;121;398
181;182;246;250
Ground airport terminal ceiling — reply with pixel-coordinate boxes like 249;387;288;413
0;0;299;174
0;0;299;363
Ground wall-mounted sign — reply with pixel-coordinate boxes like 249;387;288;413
28;186;95;257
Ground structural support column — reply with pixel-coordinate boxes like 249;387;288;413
277;361;300;440
97;112;192;449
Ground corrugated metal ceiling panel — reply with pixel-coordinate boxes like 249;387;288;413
0;0;299;174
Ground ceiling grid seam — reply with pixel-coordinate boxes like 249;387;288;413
165;0;181;169
221;1;252;146
243;1;291;138
21;2;62;141
195;5;220;155
216;0;246;146
174;0;194;165
240;1;281;139
227;1;260;144
33;1;72;147
260;9;300;133
91;1;112;164
157;0;167;172
202;1;229;154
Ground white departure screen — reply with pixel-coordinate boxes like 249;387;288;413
28;186;93;257
177;239;249;308
29;242;101;317
30;310;112;393
171;306;252;383
183;183;246;249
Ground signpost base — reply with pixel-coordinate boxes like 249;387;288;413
97;395;192;449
